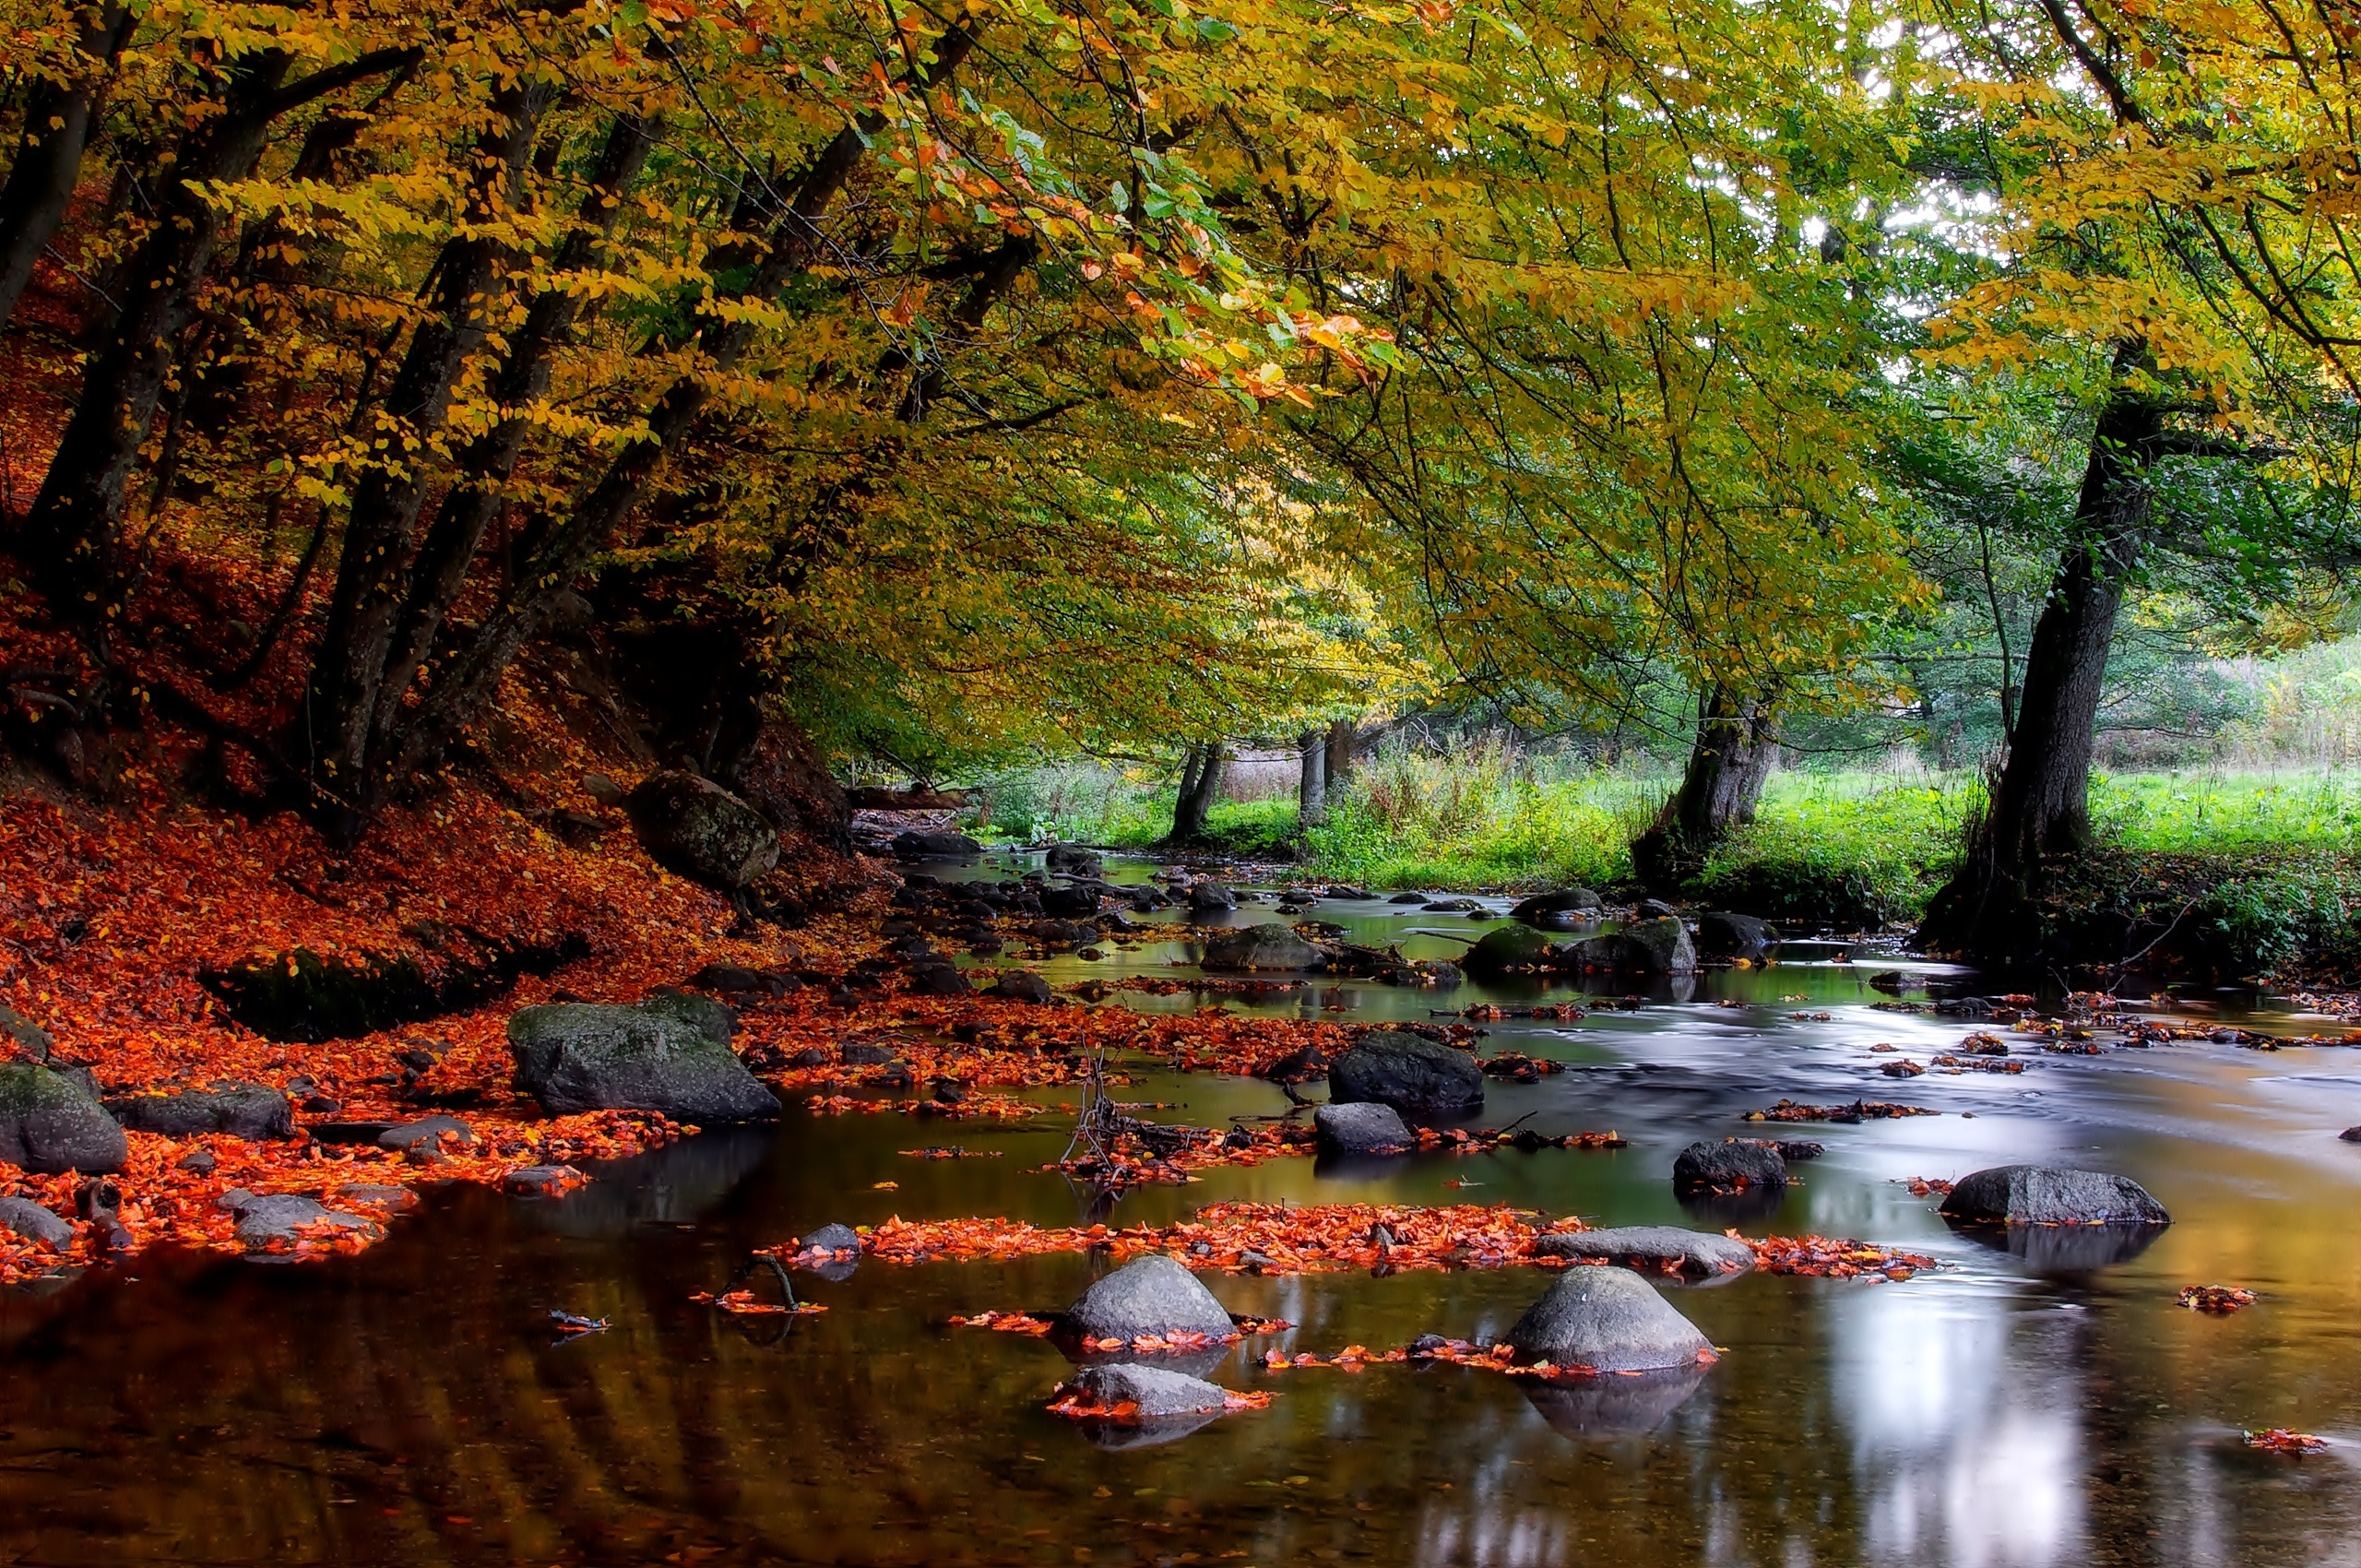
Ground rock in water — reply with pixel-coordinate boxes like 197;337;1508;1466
1504;1265;1714;1372
507;994;781;1120
1940;1165;2170;1227
1510;889;1602;926
988;970;1053;1004
1045;845;1106;877
892;830;982;859
1533;1226;1758;1279
1187;883;1238;913
799;1222;861;1253
1671;1139;1789;1194
623;770;781;890
1313;1101;1413;1156
2340;1126;2361;1144
0;1063;127;1173
1063;1253;1236;1342
105;1082;292;1141
1201;923;1327;973
1327;1031;1485;1116
1694;911;1778;962
1462;924;1559;977
1573;917;1698;975
1061;1363;1234;1418
0;1195;72;1248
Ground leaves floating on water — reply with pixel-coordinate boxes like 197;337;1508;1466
1901;1177;1955;1197
1749;1235;1939;1280
945;1311;1055;1335
898;1146;1003;1159
1046;1388;1272;1423
690;1291;827;1317
1748;1099;1939;1123
2244;1429;2327;1454
548;1310;610;1336
2179;1285;2258;1313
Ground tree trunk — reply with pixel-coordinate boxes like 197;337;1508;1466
8;46;419;625
1169;742;1226;842
369;29;979;810
1919;367;2163;961
1297;730;1327;829
0;4;131;335
1324;719;1357;790
300;81;554;817
1631;683;1779;891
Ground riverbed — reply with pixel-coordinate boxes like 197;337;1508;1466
3;857;2357;1566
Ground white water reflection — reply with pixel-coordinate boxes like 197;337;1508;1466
1834;1281;2086;1567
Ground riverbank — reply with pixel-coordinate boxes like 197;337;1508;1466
966;761;2361;979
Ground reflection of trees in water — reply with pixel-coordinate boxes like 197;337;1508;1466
0;1154;2346;1566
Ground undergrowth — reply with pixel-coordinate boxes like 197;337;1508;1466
960;754;2361;966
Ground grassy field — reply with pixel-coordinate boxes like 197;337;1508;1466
960;755;2361;940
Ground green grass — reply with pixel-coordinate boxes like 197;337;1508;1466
958;756;2361;956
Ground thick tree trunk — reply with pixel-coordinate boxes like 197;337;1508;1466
1169;742;1226;842
1631;683;1779;891
1297;730;1327;829
1919;370;2163;961
8;47;418;624
1324;719;1357;790
0;4;131;335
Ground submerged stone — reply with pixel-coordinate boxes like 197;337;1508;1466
1533;1226;1757;1280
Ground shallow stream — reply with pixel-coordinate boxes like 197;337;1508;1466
4;856;2359;1566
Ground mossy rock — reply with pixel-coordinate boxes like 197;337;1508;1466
0;1063;127;1173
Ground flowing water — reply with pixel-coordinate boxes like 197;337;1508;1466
5;856;2361;1567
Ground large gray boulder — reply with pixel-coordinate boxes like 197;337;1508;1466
1573;917;1698;975
0;1195;72;1249
1672;1139;1789;1194
1313;1100;1413;1156
1327;1031;1484;1116
1940;1165;2170;1227
0;1063;126;1173
1060;1362;1234;1418
1462;923;1559;977
1694;911;1778;962
1534;1226;1757;1280
106;1081;292;1141
507;993;781;1120
1063;1253;1236;1342
1201;923;1326;973
1504;1265;1714;1372
624;769;781;890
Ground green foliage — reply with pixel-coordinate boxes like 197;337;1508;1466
1683;777;1973;929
